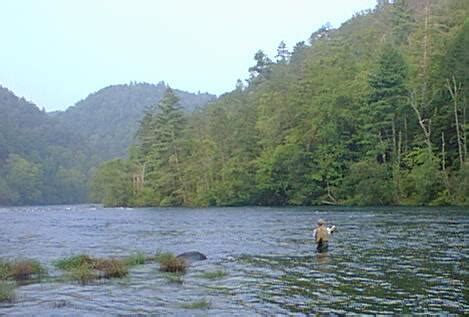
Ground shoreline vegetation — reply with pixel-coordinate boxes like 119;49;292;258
90;1;469;209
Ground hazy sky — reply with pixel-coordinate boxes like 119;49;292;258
0;0;376;111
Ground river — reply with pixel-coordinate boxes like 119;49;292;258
0;205;467;315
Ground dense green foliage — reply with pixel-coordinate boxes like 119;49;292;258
0;87;89;205
92;0;469;207
0;83;214;206
55;82;215;163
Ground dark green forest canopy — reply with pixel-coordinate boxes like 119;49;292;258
2;0;469;207
92;0;469;207
0;83;215;206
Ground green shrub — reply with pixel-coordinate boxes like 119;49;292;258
450;163;469;206
341;160;395;205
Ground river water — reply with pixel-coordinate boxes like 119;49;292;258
0;205;467;315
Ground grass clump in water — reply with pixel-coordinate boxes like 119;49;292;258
68;265;98;285
123;252;146;267
0;282;15;302
180;298;211;309
197;269;227;280
95;259;128;279
0;262;11;280
155;252;174;263
0;259;46;281
54;255;94;271
55;254;129;283
156;253;186;273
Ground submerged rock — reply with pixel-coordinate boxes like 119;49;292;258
176;251;207;263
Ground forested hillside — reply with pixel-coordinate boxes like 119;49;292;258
55;82;216;163
0;86;89;205
92;0;469;207
0;83;215;206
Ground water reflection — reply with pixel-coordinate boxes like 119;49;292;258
315;252;331;265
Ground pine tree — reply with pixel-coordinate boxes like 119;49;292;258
367;45;408;162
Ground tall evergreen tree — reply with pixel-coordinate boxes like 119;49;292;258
367;45;408;163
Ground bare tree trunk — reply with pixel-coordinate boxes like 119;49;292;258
441;132;451;195
326;181;337;204
392;118;397;160
464;96;467;160
394;131;403;204
404;113;408;153
441;132;446;172
379;131;386;163
411;0;433;158
446;77;464;166
420;1;431;101
410;91;432;155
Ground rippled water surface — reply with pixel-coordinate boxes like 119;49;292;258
0;205;467;315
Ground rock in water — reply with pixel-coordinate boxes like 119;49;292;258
176;251;207;263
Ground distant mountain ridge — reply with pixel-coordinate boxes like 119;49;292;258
0;82;216;205
53;81;216;162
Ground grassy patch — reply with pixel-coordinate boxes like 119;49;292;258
68;265;98;285
0;261;11;280
0;282;15;302
10;259;46;281
0;259;46;281
54;255;94;271
180;298;211;309
123;252;146;267
95;259;128;279
197;269;227;280
55;254;129;283
156;252;186;273
155;252;175;263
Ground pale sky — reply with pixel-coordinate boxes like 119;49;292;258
0;0;376;111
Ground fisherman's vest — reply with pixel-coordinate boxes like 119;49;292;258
316;226;329;242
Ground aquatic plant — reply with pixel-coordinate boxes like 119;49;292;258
9;259;46;281
157;253;186;273
94;259;128;279
68;265;98;285
0;261;11;280
155;252;174;263
197;269;227;280
55;254;129;283
0;282;15;302
54;255;94;271
0;259;46;281
123;252;146;266
180;298;211;309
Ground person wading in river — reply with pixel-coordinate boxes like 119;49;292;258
313;219;335;253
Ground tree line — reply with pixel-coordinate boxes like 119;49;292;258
92;0;469;207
